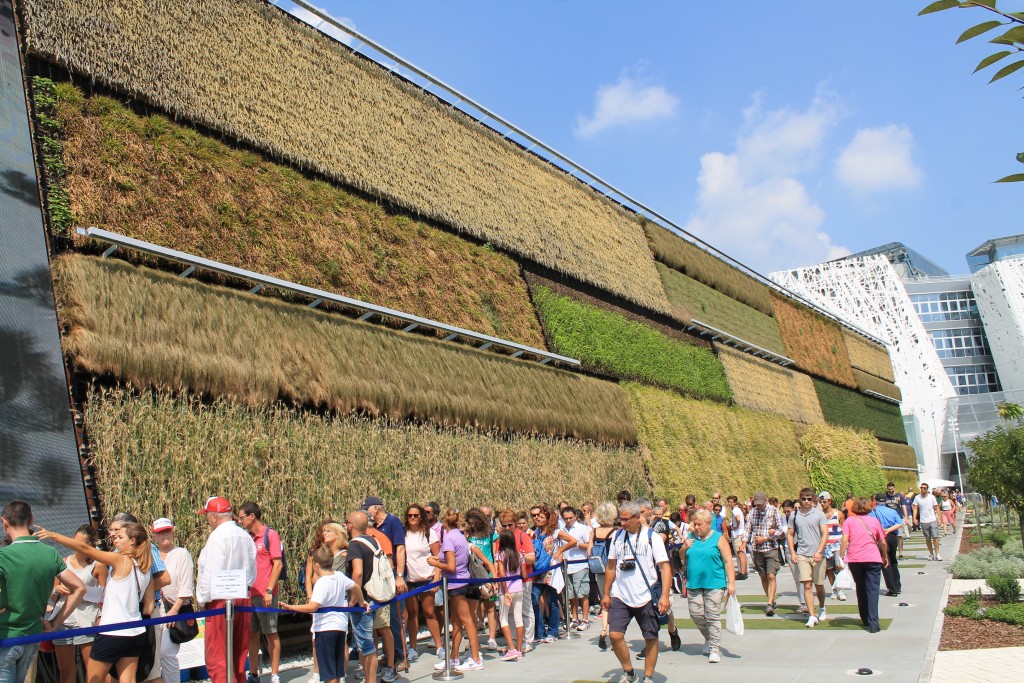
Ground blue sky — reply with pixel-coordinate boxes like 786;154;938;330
281;1;1021;276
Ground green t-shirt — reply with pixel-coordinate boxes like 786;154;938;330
468;532;497;564
0;536;67;637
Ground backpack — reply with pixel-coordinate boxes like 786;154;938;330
353;536;396;603
264;527;288;583
588;535;609;574
533;533;553;571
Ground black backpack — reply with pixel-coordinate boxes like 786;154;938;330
264;527;288;582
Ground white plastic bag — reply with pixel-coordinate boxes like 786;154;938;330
549;568;565;594
834;566;855;591
725;595;744;636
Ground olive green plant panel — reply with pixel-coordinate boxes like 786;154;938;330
23;0;672;315
717;346;825;425
772;296;857;388
813;379;908;444
879;441;918;470
885;469;921;493
532;286;731;402
46;85;545;348
54;255;637;443
800;424;887;498
853;369;903;402
656;263;786;355
643;222;774;315
625;383;808;504
86;386;651;601
844;331;895;382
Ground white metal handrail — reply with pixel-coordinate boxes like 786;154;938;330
687;319;794;367
272;0;884;347
863;389;901;405
75;227;580;367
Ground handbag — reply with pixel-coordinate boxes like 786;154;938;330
166;598;200;644
624;530;669;625
133;564;157;683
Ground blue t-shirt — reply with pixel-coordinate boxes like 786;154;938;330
870;505;903;536
376;514;406;567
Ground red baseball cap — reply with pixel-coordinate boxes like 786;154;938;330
152;518;174;533
199;496;232;514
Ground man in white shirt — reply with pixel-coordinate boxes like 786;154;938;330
912;483;943;562
197;496;257;683
601;502;671;683
560;507;593;630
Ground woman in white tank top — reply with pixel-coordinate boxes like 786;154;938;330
41;522;154;683
53;524;109;683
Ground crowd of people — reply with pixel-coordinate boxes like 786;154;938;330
0;482;961;683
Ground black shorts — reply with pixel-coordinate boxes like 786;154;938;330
607;597;661;641
314;630;347;681
91;632;149;663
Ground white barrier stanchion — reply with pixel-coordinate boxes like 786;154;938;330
433;577;463;681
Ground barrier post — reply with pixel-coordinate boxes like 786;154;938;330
225;598;235;683
561;563;576;639
432;577;463;681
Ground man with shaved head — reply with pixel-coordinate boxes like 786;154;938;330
346;511;393;682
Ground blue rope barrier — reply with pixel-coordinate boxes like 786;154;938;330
0;607;227;648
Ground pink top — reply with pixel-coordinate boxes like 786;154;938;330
842;514;885;563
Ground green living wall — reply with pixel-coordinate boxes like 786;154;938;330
813;379;908;444
532;285;731;402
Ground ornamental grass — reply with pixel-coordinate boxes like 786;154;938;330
812;379;908;444
843;331;895;382
86;385;651;601
771;295;857;388
853;369;902;402
716;346;824;425
532;285;731;402
656;263;786;355
23;0;671;315
624;383;809;503
47;85;545;348
53;255;637;444
800;424;886;498
878;441;918;470
643;222;774;316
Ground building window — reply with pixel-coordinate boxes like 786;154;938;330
945;364;1001;395
909;291;980;322
930;328;992;358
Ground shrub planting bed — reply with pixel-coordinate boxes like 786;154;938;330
800;424;886;497
532;285;731;402
22;0;672;315
772;295;857;387
86;386;651;601
813;379;908;443
716;346;824;425
625;383;807;504
656;263;786;355
54;255;637;443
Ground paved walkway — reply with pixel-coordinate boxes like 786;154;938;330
270;531;959;683
931;647;1024;683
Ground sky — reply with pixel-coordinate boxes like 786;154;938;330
278;1;1022;277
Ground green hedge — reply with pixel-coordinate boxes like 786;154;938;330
800;424;886;498
533;286;731;401
813;379;908;443
656;263;786;355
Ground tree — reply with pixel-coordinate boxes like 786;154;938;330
966;402;1024;540
921;1;1024;182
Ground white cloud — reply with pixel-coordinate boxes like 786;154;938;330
287;4;357;46
575;71;678;138
835;124;923;193
684;89;850;272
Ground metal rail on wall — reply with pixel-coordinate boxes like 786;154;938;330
75;227;581;368
687;319;795;367
271;0;887;348
863;389;902;405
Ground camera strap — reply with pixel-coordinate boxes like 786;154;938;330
623;528;658;593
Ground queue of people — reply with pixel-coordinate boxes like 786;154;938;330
0;481;958;683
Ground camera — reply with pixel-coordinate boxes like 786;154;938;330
618;559;636;571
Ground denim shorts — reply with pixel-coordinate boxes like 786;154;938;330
350;609;377;656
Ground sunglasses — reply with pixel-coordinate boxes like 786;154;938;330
800;496;815;501
407;513;420;518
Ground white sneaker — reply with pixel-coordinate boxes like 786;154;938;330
436;647;446;660
805;615;818;628
702;640;710;655
936;554;943;562
485;638;498;651
455;658;484;672
818;607;827;622
270;677;280;683
709;651;721;663
434;659;460;671
837;589;847;601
